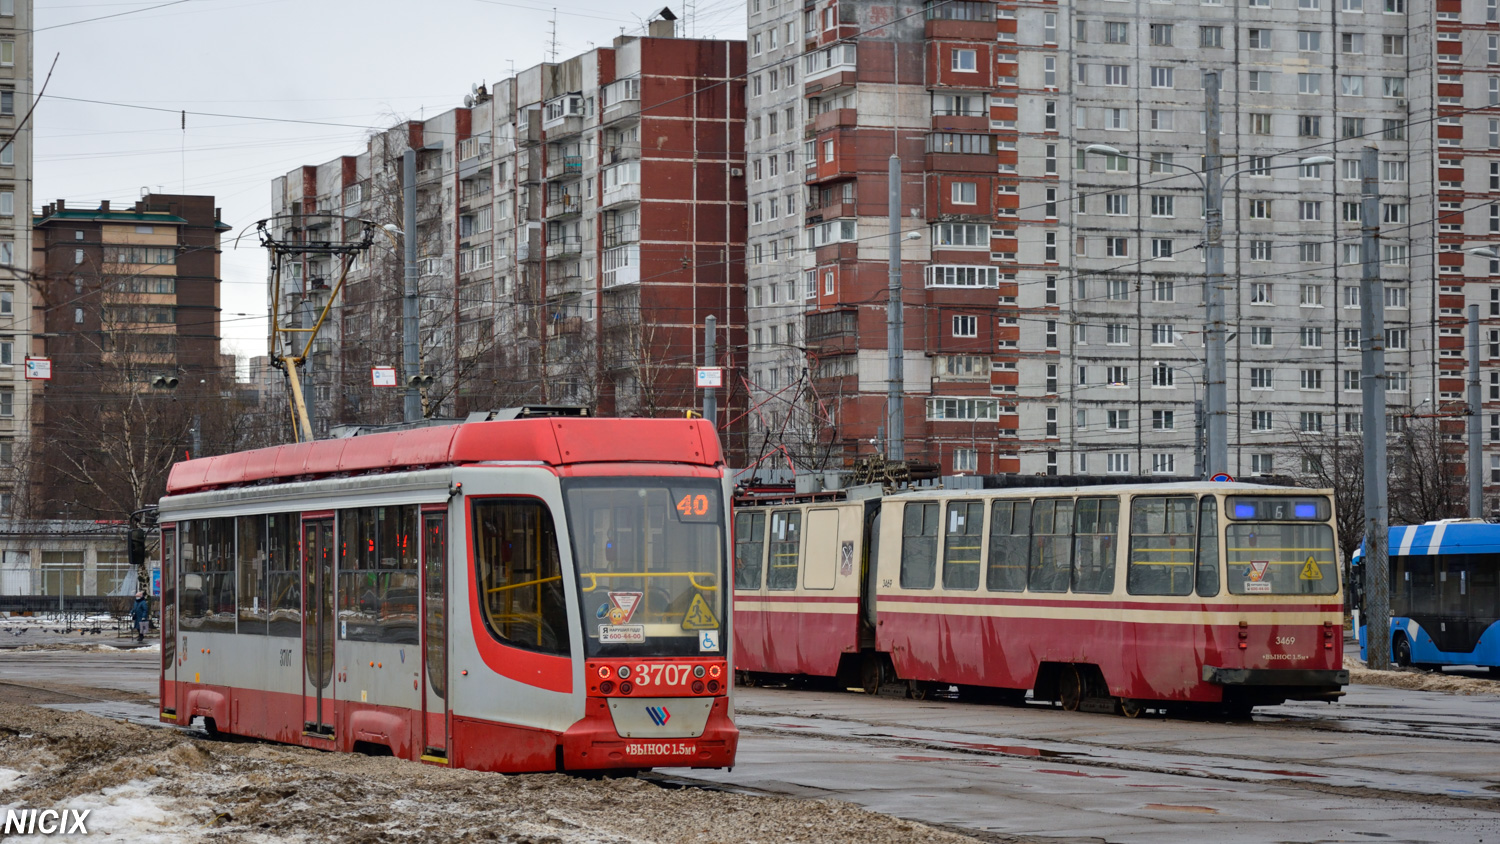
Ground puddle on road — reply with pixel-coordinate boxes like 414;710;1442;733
1143;803;1219;814
1037;768;1124;779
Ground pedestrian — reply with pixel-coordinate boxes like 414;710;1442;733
130;591;150;643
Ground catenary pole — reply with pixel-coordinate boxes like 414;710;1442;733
1359;144;1391;670
704;315;717;426
1470;304;1483;518
1203;72;1228;478
886;153;904;462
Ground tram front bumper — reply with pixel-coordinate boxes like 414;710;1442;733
560;695;738;771
1203;666;1350;687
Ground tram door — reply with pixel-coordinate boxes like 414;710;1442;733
160;527;176;710
302;519;336;737
420;511;449;760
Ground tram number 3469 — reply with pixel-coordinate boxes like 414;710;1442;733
1275;636;1296;646
633;664;696;687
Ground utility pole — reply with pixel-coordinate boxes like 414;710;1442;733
703;315;717;426
1193;399;1205;479
1358;144;1391;670
1203;72;1228;478
1470;303;1483;518
886;153;904;462
402;149;421;424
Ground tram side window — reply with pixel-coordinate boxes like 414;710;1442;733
1072;497;1120;594
472;499;570;654
1195;497;1220;597
901;502;940;589
942;500;984;590
987;499;1030;592
338;506;419;645
266;513;301;637
734;511;767;590
1028;499;1074;593
236;515;267;635
767;510;801;590
180;517;235;633
1128;496;1196;596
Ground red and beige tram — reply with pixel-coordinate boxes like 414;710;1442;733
157;413;736;772
734;481;1347;715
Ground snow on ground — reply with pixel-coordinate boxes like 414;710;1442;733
0;703;982;843
1344;655;1500;696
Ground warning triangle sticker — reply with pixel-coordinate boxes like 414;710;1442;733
1249;560;1269;582
681;593;720;630
1299;556;1323;580
607;592;643;624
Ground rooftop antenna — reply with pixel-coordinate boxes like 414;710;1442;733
548;8;558;62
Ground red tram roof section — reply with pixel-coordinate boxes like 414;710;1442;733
165;417;724;495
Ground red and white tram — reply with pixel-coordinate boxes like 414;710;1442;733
157;413;737;772
734;482;1348;715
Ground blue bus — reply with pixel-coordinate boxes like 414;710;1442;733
1353;521;1500;673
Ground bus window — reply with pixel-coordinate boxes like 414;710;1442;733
987;499;1029;592
1473;555;1500;621
942;501;984;590
471;499;571;655
1029;499;1074;593
768;510;801;591
236;515;267;635
1128;496;1196;596
901;502;940;589
734;511;767;590
1072;497;1119;594
1195;497;1220;597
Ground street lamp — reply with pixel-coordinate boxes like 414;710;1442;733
1085;135;1332;479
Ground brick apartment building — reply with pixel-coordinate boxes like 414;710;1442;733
268;23;748;457
31;194;229;516
746;0;1500;507
0;0;33;517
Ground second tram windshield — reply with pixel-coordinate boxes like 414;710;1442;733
562;477;726;657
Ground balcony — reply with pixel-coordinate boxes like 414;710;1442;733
546;236;582;260
546;155;585;179
603;245;639;288
602;181;639;208
602;77;641;124
811;107;858;135
603;224;640;249
546;194;582;219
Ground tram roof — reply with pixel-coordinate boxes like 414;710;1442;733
164;417;723;495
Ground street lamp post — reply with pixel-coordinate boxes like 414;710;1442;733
1084;135;1333;479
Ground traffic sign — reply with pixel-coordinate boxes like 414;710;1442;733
24;358;51;380
371;366;397;387
1210;473;1234;483
695;367;723;388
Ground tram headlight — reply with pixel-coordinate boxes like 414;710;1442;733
708;665;722;679
597;666;611;680
693;665;706;679
617;666;631;680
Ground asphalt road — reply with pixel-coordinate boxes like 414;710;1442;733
4;648;1498;843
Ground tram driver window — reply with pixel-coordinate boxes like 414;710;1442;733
734;511;767;590
768;510;801;590
900;502;940;589
1028;499;1074;593
942;501;984;590
472;499;571;655
1128;496;1196;596
986;499;1030;592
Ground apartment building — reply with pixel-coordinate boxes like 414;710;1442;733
752;0;1500;502
269;24;748;455
31;194;230;516
0;0;30;515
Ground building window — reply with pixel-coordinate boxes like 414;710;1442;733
1201;26;1222;47
926;398;998;420
1151;454;1175;475
1250;368;1273;390
952;315;978;337
1300;369;1324;390
1300;412;1324;433
951;48;977;72
1251;454;1274;476
1153;410;1175;430
1107;453;1131;474
1107;409;1131;431
953;449;978;473
1252;410;1273;431
951;182;976;204
1106;366;1129;386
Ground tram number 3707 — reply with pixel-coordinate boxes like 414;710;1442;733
631;664;697;688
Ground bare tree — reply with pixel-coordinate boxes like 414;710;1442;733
1291;428;1366;566
1388;416;1469;525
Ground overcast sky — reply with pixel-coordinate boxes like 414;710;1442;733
35;0;747;362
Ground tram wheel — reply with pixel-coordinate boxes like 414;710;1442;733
860;657;883;695
907;680;931;701
1058;665;1083;712
1119;698;1144;718
1392;635;1412;668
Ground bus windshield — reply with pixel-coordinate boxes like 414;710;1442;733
1226;521;1338;595
562;477;726;657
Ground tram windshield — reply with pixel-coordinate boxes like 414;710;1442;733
1225;495;1338;595
562;477;727;657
